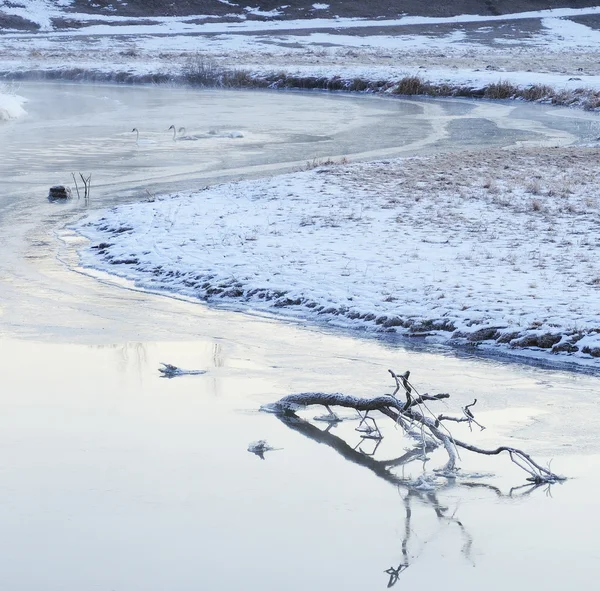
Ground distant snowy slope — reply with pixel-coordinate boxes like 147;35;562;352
2;1;600;31
0;0;73;30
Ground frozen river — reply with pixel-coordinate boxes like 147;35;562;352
0;82;599;590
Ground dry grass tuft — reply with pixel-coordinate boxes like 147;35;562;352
182;54;223;86
530;199;543;212
484;80;519;99
520;84;554;101
393;75;427;95
526;179;542;195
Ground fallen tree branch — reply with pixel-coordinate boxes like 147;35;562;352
262;370;565;484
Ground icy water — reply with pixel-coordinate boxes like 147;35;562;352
1;82;599;590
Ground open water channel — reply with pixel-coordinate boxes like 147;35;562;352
0;82;599;590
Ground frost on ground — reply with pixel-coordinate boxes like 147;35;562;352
74;146;600;368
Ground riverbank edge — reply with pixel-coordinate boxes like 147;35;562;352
8;64;598;371
69;141;600;373
2;65;600;111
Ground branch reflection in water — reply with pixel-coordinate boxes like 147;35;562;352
276;412;554;587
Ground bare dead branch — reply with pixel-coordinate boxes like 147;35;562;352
437;414;470;424
71;173;81;199
263;370;565;484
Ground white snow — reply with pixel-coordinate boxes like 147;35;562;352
4;5;600;99
541;16;600;48
72;148;600;368
243;6;284;18
0;88;27;121
4;3;600;32
0;0;73;30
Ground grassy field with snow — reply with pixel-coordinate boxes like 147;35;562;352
74;146;600;368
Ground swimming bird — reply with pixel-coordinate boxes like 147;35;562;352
169;125;203;141
208;128;244;139
131;128;156;145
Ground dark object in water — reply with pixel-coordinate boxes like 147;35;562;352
48;185;71;201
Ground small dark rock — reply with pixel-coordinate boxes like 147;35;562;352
552;342;579;354
582;346;600;357
468;327;502;342
48;185;71;201
91;242;113;250
496;331;521;344
511;333;561;349
410;319;455;333
222;288;244;298
382;317;406;328
109;258;139;265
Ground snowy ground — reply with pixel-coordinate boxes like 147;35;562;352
3;3;600;368
74;146;600;368
4;4;600;96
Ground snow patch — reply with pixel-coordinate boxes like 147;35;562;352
0;89;27;121
0;0;74;30
244;6;283;18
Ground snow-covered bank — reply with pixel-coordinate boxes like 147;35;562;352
73;147;600;369
4;4;600;106
0;86;26;120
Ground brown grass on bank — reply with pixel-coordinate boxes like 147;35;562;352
392;75;428;95
484;80;519;99
521;84;554;101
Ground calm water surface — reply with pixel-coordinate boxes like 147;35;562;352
0;83;598;590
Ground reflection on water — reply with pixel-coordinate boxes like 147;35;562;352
91;341;149;377
277;410;564;586
212;342;224;368
0;337;599;589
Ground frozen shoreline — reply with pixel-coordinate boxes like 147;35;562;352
4;2;600;369
72;146;600;370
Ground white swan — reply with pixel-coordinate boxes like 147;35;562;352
169;124;203;141
208;128;244;139
131;127;156;145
